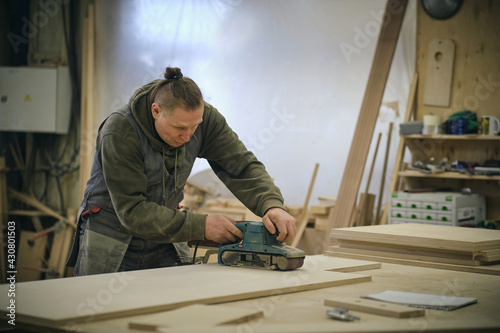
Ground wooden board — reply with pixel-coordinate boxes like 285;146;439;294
306;255;381;273
332;243;483;267
422;38;455;107
46;223;74;279
337;240;500;264
325;0;408;245
326;251;500;276
330;223;500;252
0;256;374;326
129;304;262;330
380;73;418;225
324;297;425;318
17;231;48;282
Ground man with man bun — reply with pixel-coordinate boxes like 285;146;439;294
67;67;296;275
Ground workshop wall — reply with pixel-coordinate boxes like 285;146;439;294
93;0;417;206
416;0;500;120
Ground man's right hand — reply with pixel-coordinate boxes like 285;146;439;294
205;215;244;244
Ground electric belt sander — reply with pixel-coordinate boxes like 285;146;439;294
218;221;306;270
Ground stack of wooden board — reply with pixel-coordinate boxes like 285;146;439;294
326;223;500;275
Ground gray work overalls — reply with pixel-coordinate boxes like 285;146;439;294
67;106;202;275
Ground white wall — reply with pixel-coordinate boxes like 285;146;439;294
94;0;416;207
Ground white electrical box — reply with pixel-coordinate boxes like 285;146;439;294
0;66;71;134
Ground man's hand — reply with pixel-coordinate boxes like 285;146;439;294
262;208;296;243
205;215;244;244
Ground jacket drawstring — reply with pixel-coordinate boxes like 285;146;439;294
162;146;179;205
174;149;178;190
162;146;166;204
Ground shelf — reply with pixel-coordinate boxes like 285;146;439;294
399;170;500;181
403;134;500;141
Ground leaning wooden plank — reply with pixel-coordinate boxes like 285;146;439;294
355;133;381;227
326;251;500;276
79;3;97;201
0;256;371;326
331;224;500;252
324;297;425;318
129;304;262;330
46;223;75;279
17;231;48;282
8;189;75;229
325;0;408;244
379;73;418;225
291;163;319;248
374;122;393;224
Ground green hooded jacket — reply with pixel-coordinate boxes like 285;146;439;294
96;80;285;242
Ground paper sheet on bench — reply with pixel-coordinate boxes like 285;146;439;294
362;290;477;311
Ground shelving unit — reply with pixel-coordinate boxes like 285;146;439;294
396;134;500;222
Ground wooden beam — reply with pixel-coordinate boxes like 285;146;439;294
324;0;408;248
374;122;393;224
291;163;319;248
354;133;382;227
8;189;76;229
379;73;418;225
79;3;96;202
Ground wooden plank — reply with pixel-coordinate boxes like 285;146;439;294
356;194;375;227
374;122;393;224
304;254;381;273
79;3;96;201
17;231;48;282
324;297;424;318
326;251;500;276
332;244;484;267
422;39;455;107
354;133;382;227
0;256;373;326
129;304;263;330
474;249;500;262
325;0;408;245
291;163;319;248
330;223;500;252
380;73;418;225
8;189;75;228
46;223;74;279
309;205;331;215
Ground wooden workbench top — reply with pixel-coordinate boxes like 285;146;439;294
3;257;499;332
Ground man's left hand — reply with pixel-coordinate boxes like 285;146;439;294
262;208;296;243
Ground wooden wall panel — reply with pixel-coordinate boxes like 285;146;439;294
417;0;500;120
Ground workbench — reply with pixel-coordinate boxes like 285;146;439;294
2;255;499;332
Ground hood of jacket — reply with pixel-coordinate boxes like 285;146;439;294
128;80;186;173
